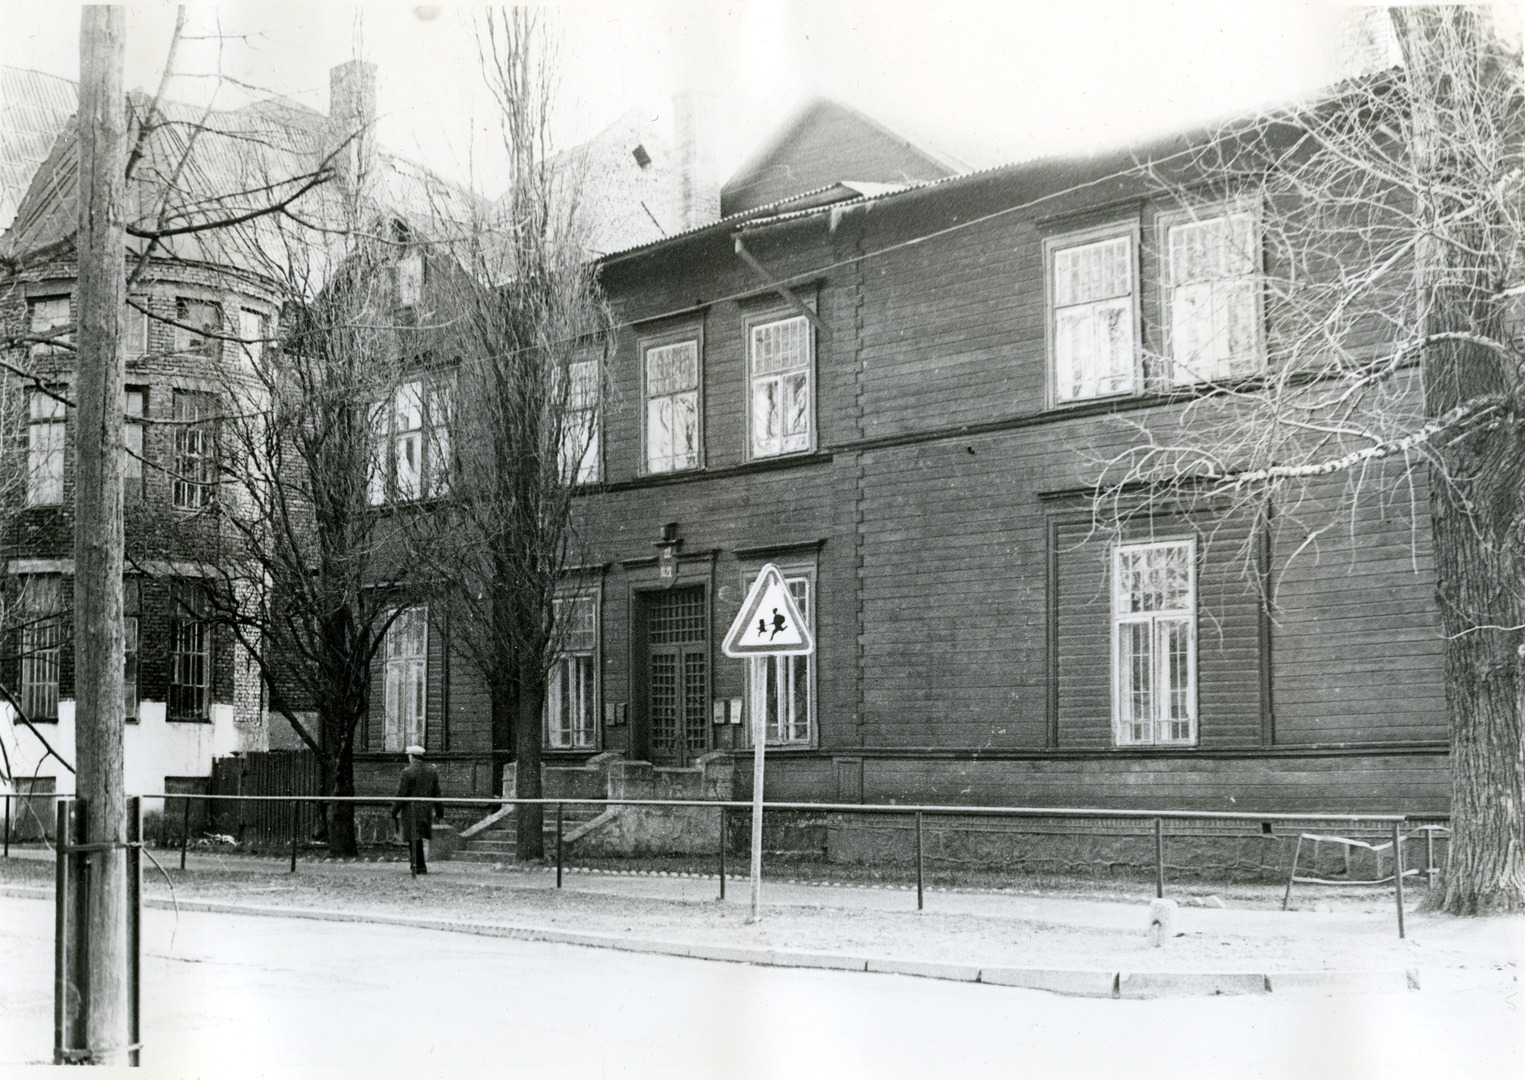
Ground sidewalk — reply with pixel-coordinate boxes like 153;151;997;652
4;846;1521;998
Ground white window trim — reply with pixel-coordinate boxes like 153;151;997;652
1156;200;1265;388
26;389;66;506
559;358;602;486
745;310;816;461
171;390;218;511
545;588;600;750
19;575;62;723
384;606;428;752
1110;537;1198;748
741;562;817;748
639;327;704;475
29;295;72;358
1044;220;1142;407
369;378;452;505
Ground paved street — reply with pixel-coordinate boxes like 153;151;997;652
2;893;1521;1079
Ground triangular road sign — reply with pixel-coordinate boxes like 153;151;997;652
723;564;815;657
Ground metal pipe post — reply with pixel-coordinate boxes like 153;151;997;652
126;797;141;1067
1425;828;1437;890
748;658;766;923
179;796;190;871
53;799;69;1064
556;803;564;889
1154;817;1165;899
4;794;10;857
1392;820;1406;939
718;806;727;901
289;798;299;873
915;812;925;911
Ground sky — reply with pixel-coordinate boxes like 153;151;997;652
0;1;1394;198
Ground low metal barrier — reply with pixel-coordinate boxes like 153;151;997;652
4;791;1448;937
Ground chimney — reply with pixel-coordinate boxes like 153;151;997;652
328;60;378;197
672;91;720;229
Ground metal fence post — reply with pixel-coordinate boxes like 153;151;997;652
555;802;564;889
4;794;9;857
1154;817;1165;899
54;799;69;1064
718;806;727;901
915;812;925;911
180;796;191;870
1393;820;1406;939
289;797;299;874
126;797;141;1068
1425;827;1438;890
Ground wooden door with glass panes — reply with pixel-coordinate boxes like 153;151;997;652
646;587;708;766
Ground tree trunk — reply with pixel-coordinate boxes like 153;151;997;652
513;657;545;860
489;675;515;797
324;741;358;857
73;6;130;1064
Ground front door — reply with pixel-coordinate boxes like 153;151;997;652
647;586;708;767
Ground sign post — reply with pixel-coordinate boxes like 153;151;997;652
722;564;814;924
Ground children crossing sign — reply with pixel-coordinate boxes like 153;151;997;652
723;564;814;657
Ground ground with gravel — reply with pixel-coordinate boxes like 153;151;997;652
5;850;1522;986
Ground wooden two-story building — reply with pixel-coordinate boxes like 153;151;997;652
529;101;1449;818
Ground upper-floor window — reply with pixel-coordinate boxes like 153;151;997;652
124;388;146;500
1047;226;1138;403
745;567;815;746
175;298;223;358
397;252;424;308
545;593;598;749
384;606;427;751
559;359;601;485
126;300;149;358
172;390;218;510
238;308;268;366
369;379;451;505
1112;539;1197;747
643;337;700;474
748;314;813;458
1160;206;1263;385
28;296;71;358
168;579;210;721
124;578;140;723
27;389;65;506
19;575;63;722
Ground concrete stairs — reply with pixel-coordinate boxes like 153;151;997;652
450;804;607;864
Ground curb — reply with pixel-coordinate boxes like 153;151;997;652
1;885;1420;998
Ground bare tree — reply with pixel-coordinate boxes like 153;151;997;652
1093;7;1525;914
406;7;611;859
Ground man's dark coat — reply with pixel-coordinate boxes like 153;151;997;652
394;761;444;841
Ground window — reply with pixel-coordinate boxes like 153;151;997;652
1047;227;1138;403
1161;206;1262;385
559;359;601;485
384;607;427;751
397;252;424;307
29;296;71;357
126;301;149;358
19;576;62;722
168;581;211;721
124;579;140;722
643;338;700;473
545;594;598;749
172;391;217;509
27;390;65;505
745;569;814;746
175;298;222;357
124;388;145;499
1112;539;1197;746
238;308;268;366
748;314;813;458
369;380;451;505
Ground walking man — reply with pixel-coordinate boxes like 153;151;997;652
393;745;444;875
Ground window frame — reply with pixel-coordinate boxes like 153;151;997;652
123;387;146;500
1110;537;1198;748
544;589;600;750
26;388;66;506
124;577;140;723
639;326;704;475
238;307;269;367
383;605;428;752
168;580;212;722
126;299;150;359
28;295;72;358
1044;220;1142;407
741;562;817;748
174;297;224;359
745;310;816;461
559;357;603;486
171;390;219;511
368;377;452;506
1155;200;1265;388
19;575;63;723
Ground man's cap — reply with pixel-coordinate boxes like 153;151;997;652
405;745;425;756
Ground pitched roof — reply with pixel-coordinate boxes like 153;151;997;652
0;67;77;232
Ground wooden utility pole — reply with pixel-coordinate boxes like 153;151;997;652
74;5;129;1065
